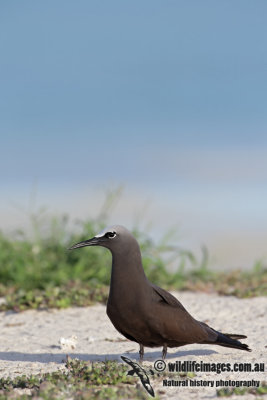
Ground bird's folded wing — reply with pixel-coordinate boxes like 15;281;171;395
151;284;187;311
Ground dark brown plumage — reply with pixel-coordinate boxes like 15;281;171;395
69;225;251;360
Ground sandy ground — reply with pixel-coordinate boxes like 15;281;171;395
0;291;266;399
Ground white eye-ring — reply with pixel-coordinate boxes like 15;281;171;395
105;231;117;239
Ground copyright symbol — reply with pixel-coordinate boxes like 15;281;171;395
154;359;166;372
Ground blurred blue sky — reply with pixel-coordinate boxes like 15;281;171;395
1;1;267;268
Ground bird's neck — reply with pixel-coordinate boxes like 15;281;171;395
108;246;149;302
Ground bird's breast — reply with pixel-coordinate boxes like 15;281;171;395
106;296;164;346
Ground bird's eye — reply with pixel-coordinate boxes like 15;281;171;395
105;231;116;239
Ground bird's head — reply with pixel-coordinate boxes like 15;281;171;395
68;225;136;253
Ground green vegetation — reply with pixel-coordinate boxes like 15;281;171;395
0;358;151;399
0;192;266;311
0;284;109;312
217;382;267;397
1;358;265;399
0;357;196;399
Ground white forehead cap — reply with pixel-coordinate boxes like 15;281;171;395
95;226;116;238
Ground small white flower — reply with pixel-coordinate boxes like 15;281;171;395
59;335;78;350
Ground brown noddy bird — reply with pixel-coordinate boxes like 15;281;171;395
69;225;251;360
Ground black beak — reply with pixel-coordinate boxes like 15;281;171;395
68;237;99;250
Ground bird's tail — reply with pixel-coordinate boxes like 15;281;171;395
200;321;251;352
214;332;251;352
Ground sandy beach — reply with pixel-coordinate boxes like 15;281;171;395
0;291;266;399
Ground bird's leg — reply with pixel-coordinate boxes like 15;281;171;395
162;344;168;359
139;344;144;362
